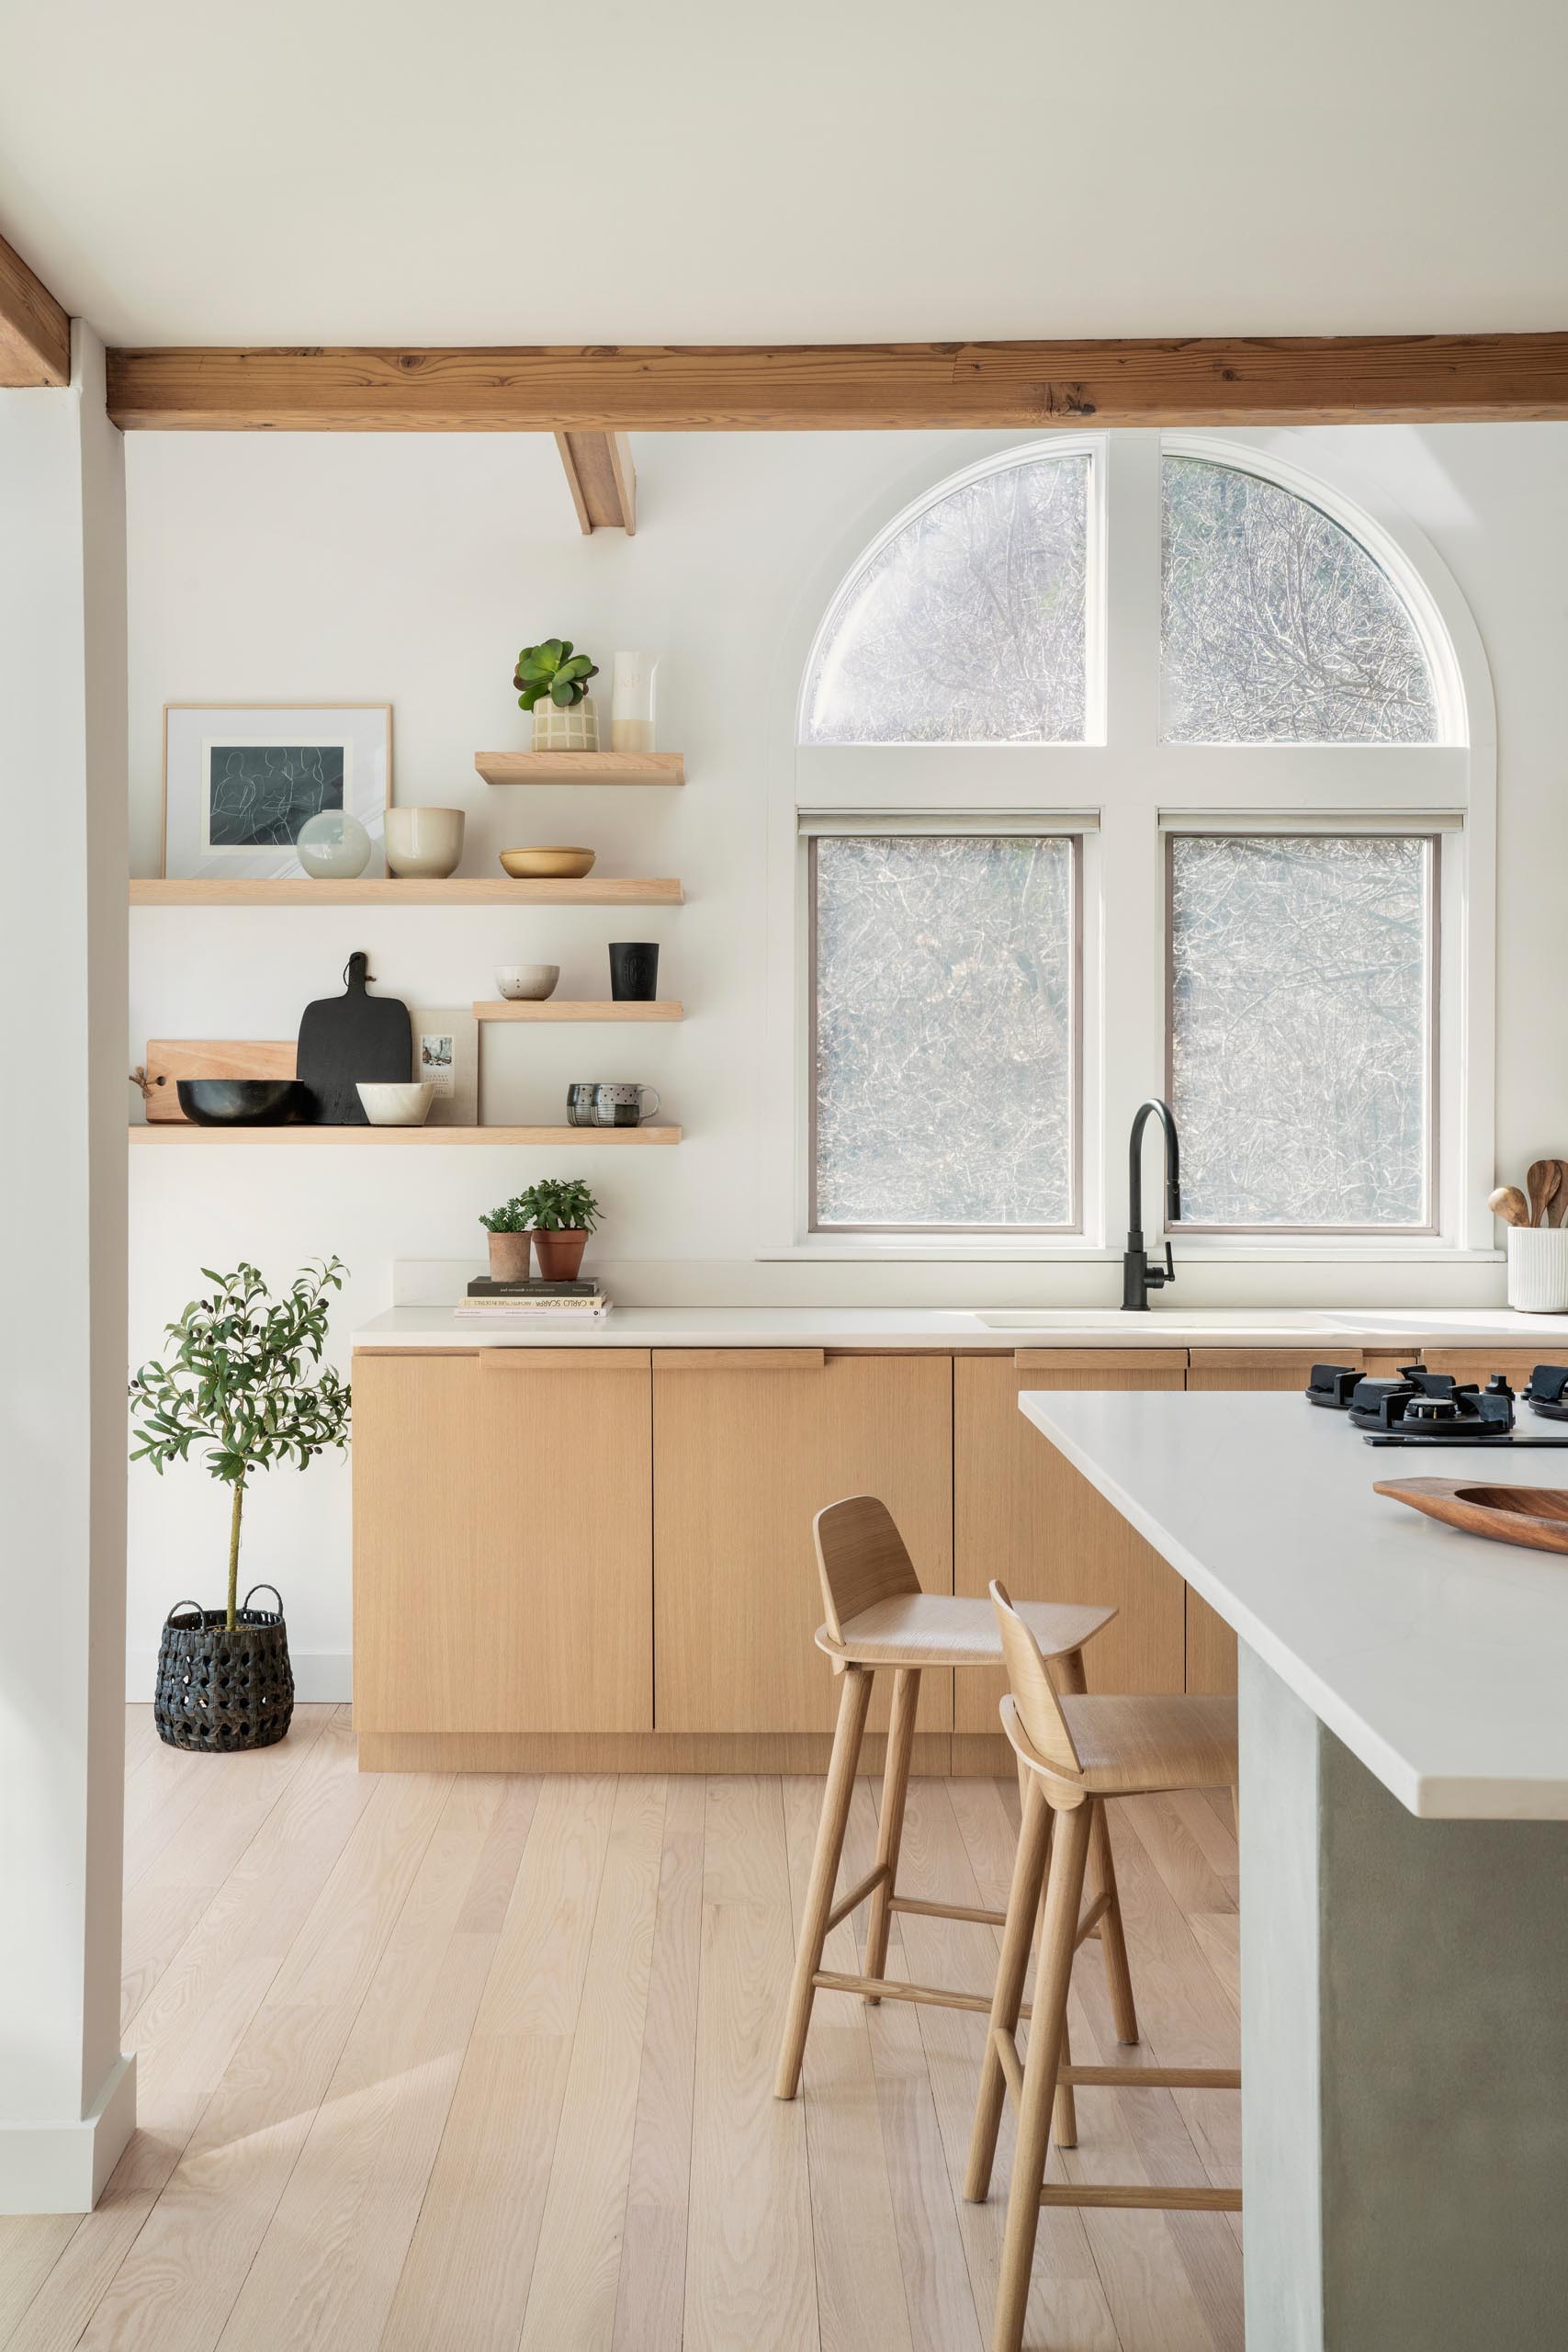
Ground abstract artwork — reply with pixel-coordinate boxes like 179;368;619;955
162;705;391;879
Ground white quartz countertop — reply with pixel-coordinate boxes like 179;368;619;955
1020;1388;1568;1820
353;1303;1568;1351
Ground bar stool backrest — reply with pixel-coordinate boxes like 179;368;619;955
813;1495;923;1645
990;1579;1084;1778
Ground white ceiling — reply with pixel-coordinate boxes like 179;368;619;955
4;0;1566;348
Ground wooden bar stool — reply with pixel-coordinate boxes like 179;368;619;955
774;1495;1139;2108
967;1579;1241;2352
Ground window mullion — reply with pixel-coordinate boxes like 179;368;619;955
1103;432;1163;752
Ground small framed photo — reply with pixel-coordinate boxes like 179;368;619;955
410;1008;479;1127
162;704;392;879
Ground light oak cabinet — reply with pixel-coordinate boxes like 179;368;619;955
353;1350;654;1736
953;1351;1190;1727
651;1350;953;1735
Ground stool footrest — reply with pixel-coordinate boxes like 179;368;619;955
1039;2184;1242;2212
817;1968;1032;2021
889;1894;1008;1928
825;1863;890;1932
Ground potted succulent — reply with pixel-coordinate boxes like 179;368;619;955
128;1258;351;1752
518;1177;601;1280
515;637;601;752
479;1193;534;1280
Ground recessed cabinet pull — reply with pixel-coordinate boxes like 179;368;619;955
652;1348;828;1373
478;1347;652;1374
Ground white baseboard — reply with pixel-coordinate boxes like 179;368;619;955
0;2051;136;2214
126;1651;353;1704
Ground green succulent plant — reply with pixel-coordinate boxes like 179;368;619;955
514;638;600;712
479;1194;531;1234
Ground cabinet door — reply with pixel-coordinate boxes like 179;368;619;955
1419;1350;1549;1391
353;1350;653;1734
1182;1349;1366;1692
653;1351;953;1734
953;1351;1188;1728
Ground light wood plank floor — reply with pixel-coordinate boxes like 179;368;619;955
0;1710;1242;2352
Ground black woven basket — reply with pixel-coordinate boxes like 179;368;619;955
153;1584;295;1752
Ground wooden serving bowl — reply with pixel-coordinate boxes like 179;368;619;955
499;846;596;880
1373;1477;1568;1555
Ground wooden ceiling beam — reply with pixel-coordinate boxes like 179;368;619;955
554;429;637;532
0;229;70;387
104;334;1568;432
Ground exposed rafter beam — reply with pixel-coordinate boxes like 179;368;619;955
104;334;1568;433
0;229;70;387
554;430;637;533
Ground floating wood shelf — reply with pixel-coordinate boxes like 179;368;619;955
474;1000;683;1023
475;752;684;786
130;1123;682;1147
130;876;684;907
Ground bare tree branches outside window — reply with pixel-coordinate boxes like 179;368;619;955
803;457;1089;744
813;836;1075;1227
1161;458;1437;743
1169;835;1432;1227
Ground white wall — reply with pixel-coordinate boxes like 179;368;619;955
126;423;1568;1690
1;326;135;2209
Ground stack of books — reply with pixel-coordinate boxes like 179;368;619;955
452;1276;611;1323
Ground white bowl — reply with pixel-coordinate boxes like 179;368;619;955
496;964;560;1001
356;1081;434;1126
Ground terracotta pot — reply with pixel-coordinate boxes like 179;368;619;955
531;1227;589;1281
487;1229;532;1281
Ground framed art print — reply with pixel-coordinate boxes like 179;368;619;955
162;703;392;878
409;1006;479;1126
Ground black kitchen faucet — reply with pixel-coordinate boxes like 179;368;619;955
1122;1099;1181;1312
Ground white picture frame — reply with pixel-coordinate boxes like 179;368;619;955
161;703;392;879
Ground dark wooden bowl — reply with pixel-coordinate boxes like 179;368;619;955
175;1079;304;1125
1373;1477;1568;1555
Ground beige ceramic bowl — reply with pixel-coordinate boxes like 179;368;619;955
499;846;596;880
385;806;465;879
496;964;560;1001
356;1081;434;1126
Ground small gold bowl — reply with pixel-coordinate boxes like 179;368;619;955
499;846;597;880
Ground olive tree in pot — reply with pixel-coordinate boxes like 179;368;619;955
519;1177;601;1280
128;1257;351;1753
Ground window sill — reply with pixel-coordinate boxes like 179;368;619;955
760;1241;1505;1265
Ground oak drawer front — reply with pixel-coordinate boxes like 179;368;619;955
954;1353;1187;1726
353;1351;652;1735
653;1351;953;1735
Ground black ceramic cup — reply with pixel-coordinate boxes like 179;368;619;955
608;942;660;1001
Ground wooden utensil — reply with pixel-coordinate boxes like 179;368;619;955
1487;1185;1531;1228
1526;1159;1561;1227
138;1038;296;1122
1374;1477;1568;1556
1555;1160;1568;1225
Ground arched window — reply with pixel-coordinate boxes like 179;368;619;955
790;437;1488;1250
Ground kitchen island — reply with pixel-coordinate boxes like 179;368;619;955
1019;1386;1568;2352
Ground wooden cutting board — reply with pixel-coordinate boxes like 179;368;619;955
142;1039;296;1121
296;951;412;1125
1374;1477;1568;1555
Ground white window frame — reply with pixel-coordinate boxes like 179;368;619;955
763;428;1495;1263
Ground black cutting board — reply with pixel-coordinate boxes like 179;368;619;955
295;952;412;1125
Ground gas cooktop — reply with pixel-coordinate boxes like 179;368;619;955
1304;1362;1568;1445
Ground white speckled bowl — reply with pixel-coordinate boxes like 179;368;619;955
496;964;560;1001
356;1081;434;1126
